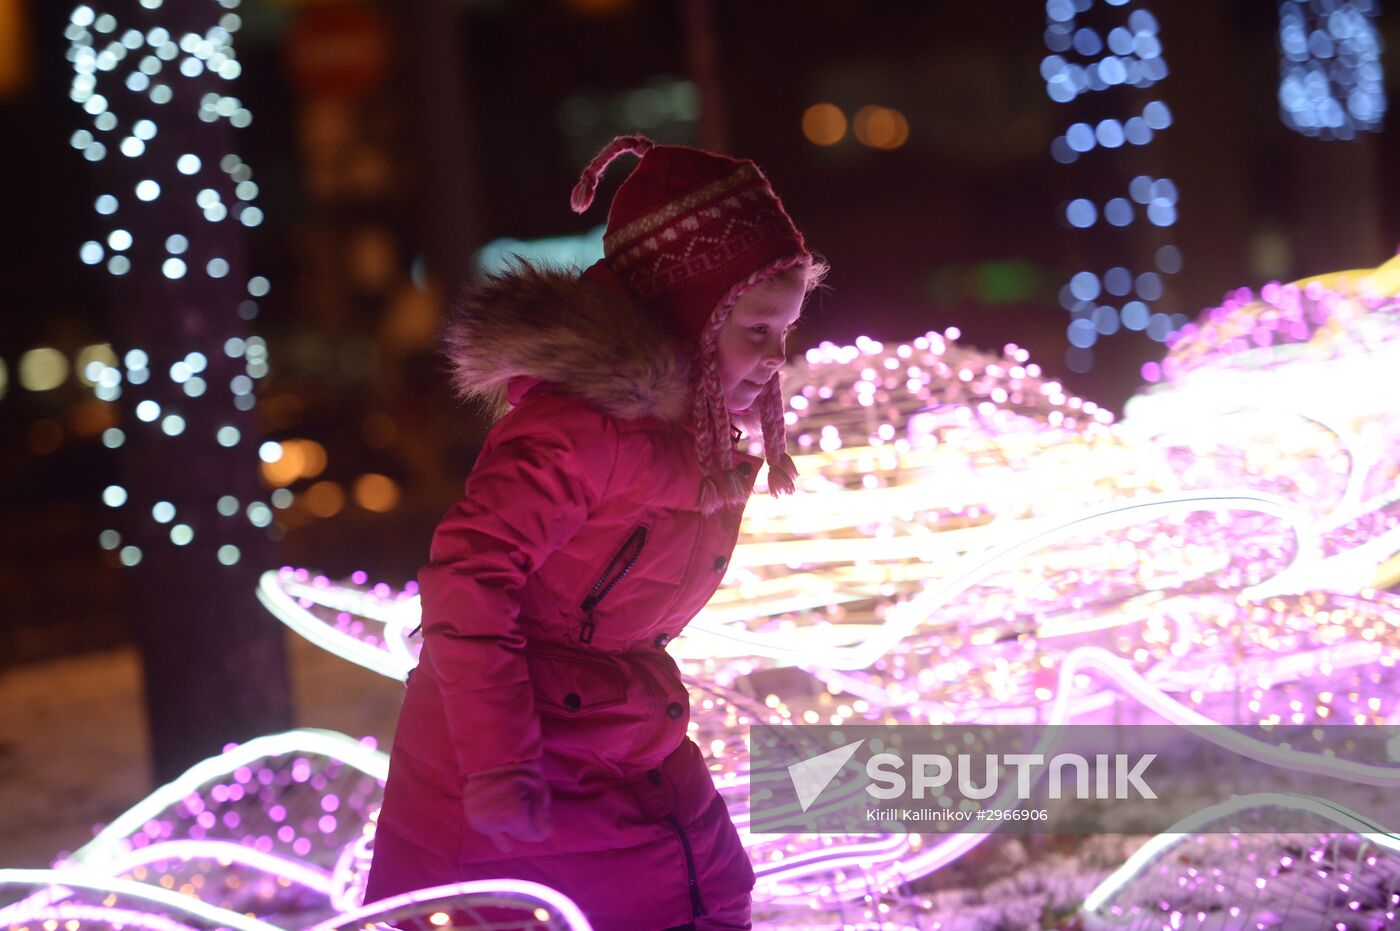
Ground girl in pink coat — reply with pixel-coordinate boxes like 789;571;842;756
365;135;823;930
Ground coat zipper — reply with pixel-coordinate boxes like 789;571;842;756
664;813;706;918
577;525;648;644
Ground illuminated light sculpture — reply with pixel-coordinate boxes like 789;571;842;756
1081;793;1400;928
1278;0;1387;140
242;255;1400;925
0;871;592;931
0;732;591;931
10;258;1400;927
1042;0;1187;372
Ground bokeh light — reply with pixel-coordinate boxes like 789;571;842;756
18;348;69;392
852;105;909;150
352;474;401;513
1278;0;1386;139
1045;1;1183;365
801;103;847;146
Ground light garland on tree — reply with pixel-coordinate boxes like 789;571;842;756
66;0;280;570
1277;0;1387;140
1041;0;1187;372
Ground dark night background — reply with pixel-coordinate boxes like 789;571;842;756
0;0;1396;773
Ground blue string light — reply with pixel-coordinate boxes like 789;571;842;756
1278;0;1386;140
1043;0;1185;372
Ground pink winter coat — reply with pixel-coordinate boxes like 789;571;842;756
365;265;758;929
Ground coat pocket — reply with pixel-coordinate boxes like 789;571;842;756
525;647;629;715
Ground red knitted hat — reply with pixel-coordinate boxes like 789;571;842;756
572;135;810;341
571;135;812;512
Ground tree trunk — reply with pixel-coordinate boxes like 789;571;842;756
75;0;292;782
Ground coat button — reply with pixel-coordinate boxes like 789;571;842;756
563;692;581;712
654;632;671;647
713;556;728;573
666;702;685;719
646;768;663;785
736;460;754;476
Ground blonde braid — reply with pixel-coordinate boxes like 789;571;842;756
757;375;799;496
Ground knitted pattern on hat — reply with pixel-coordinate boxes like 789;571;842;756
572;135;810;513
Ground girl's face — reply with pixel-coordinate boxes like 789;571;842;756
716;271;807;412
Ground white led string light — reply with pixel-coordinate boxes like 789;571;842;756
68;1;278;568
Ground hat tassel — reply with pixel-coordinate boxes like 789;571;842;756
571;135;655;214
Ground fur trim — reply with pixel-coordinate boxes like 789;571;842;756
442;260;692;424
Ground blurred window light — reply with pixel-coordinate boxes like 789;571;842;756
1278;0;1385;139
475;226;606;277
802;103;847;146
305;480;345;518
19;347;69;391
353;473;401;513
852;105;909;150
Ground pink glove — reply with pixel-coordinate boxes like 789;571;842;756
461;763;553;853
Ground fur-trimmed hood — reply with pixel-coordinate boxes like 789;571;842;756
443;261;693;425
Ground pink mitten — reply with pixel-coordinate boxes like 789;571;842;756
461;763;553;853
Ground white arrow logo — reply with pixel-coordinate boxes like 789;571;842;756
788;739;864;812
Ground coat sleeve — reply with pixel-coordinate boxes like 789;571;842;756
416;394;619;784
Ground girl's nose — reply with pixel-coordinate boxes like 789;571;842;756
763;337;786;367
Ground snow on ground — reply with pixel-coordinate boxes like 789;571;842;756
0;632;403;868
